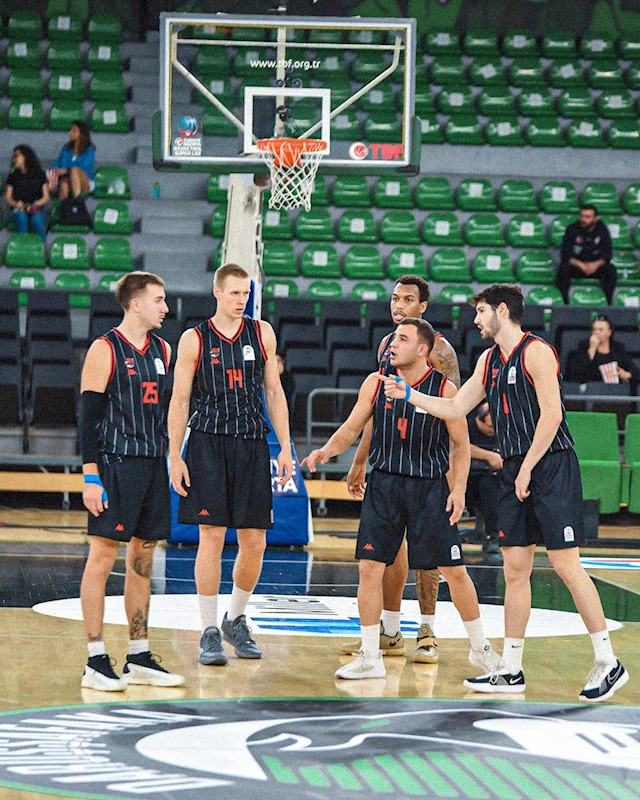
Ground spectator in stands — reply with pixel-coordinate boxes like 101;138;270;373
566;314;638;391
5;145;50;242
52;121;96;199
467;402;503;565
556;204;615;305
276;351;295;414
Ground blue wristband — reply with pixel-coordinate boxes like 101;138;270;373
394;375;411;401
84;475;108;503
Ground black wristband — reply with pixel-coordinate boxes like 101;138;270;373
80;390;105;465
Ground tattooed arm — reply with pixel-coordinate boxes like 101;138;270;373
429;336;461;388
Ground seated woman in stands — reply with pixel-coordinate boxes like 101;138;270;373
566;314;639;391
51;121;96;199
5;145;50;242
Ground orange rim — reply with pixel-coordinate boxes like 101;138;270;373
257;137;327;168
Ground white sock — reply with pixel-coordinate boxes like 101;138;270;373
361;624;380;658
463;618;488;652
87;641;106;658
381;609;401;637
128;639;149;656
227;586;252;622
421;614;436;632
199;594;218;632
503;638;525;674
590;630;615;664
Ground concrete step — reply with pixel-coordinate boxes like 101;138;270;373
140;216;204;236
129;199;212;219
135;145;153;164
135;233;213;254
122;41;158;59
129;55;159;74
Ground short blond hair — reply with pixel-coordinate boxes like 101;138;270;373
214;263;250;288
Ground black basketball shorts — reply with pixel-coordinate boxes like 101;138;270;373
178;430;273;530
88;455;171;543
497;448;584;550
356;469;464;570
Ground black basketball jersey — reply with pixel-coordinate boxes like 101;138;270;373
482;332;574;460
378;329;445;374
98;328;169;458
189;316;268;439
369;366;451;479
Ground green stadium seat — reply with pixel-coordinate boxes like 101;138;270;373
602;217;632;249
423;212;464;246
541;182;579;214
195;77;235;108
468;58;507;86
457;178;496;211
8;11;42;40
93;201;133;235
473;250;514;282
332;176;371;207
430;249;471;282
7;70;44;100
570;286;608;306
96;274;122;292
446;115;485;145
542;32;577;59
437;284;475;304
6;234;46;269
308;29;343;44
47;42;82;71
48;71;83;101
53;273;91;308
48;15;84;42
91;103;129;133
466;213;505;246
363;112;402;143
90;73;127;103
566;411;620;513
485;116;525;146
567;117;606;148
93;166;131;200
380;211;420;244
338;210;377;243
49;236;90;270
414;82;436;116
550;215;576;247
419;115;445;144
202;107;237;137
347;29;386;45
597;90;635;119
312;52;348;82
509;59;545;87
233;26;268;42
558;88;595;118
525;116;566;147
352;282;387;301
262;208;292;240
206;174;229;203
464;30;499;57
50;100;86;131
8;100;45;131
263;279;299;299
581;183;621;214
608;120;640;149
296;209;335;241
587;60;625;90
330;110;361;141
262;241;297;277
625;415;640;513
478;86;516;115
343;246;384;279
615;288;640;306
424;30;460;56
93;238;133;272
88;13;122;43
548;60;584;89
624;183;640;214
618;37;640;60
373;177;412;209
507;215;548;247
209;204;226;238
87;43;122;72
438;86;475;115
430;56;466;85
8;270;46;291
287;101;319;134
502;30;538;57
498;180;538;212
307;280;343;299
351;50;387;83
300;244;341;278
580;35;616;60
386;247;428;280
526;286;564;305
518;87;554;116
196;47;232;77
516;251;556;284
6;41;41;69
612;251;640;286
310;174;329;207
415;177;455;210
626;63;640;89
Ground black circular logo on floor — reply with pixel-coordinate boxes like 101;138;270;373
0;699;638;799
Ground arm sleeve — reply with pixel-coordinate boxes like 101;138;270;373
80;390;105;465
600;224;613;263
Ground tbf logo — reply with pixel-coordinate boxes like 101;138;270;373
348;142;404;160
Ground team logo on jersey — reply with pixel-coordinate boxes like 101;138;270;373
564;525;575;542
507;366;517;384
154;357;166;375
491;367;499;387
210;347;220;365
450;545;461;560
124;357;137;376
243;344;256;361
385;401;393;410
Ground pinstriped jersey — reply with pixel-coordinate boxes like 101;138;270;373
98;328;169;457
378;329;445;374
369;367;451;478
482;332;574;460
189;316;268;439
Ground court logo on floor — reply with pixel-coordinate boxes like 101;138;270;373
0;700;638;799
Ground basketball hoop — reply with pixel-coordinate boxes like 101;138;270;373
256;137;327;211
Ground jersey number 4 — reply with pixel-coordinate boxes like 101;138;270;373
397;417;408;440
142;381;159;404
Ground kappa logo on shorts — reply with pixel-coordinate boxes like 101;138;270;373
363;543;374;551
199;509;211;517
115;524;125;532
450;545;461;560
564;525;575;542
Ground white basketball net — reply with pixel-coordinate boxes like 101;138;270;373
257;138;327;212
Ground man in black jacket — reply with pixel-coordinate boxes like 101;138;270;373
556;205;615;305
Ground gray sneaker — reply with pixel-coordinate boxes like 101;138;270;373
199;625;228;666
221;613;262;659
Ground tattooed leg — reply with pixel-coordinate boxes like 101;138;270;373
416;568;440;616
125;538;156;640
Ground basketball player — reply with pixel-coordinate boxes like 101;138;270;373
343;276;461;664
168;263;292;666
79;272;185;691
303;318;501;680
379;284;629;702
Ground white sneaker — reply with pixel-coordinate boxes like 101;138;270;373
469;644;505;674
580;659;629;703
123;652;185;687
81;654;126;692
335;651;386;680
463;670;526;693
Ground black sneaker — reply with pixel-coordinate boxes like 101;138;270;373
579;659;629;702
463;670;526;693
199;625;228;666
123;651;185;687
221;613;262;659
81;654;126;692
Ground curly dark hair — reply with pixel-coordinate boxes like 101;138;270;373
13;145;44;177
